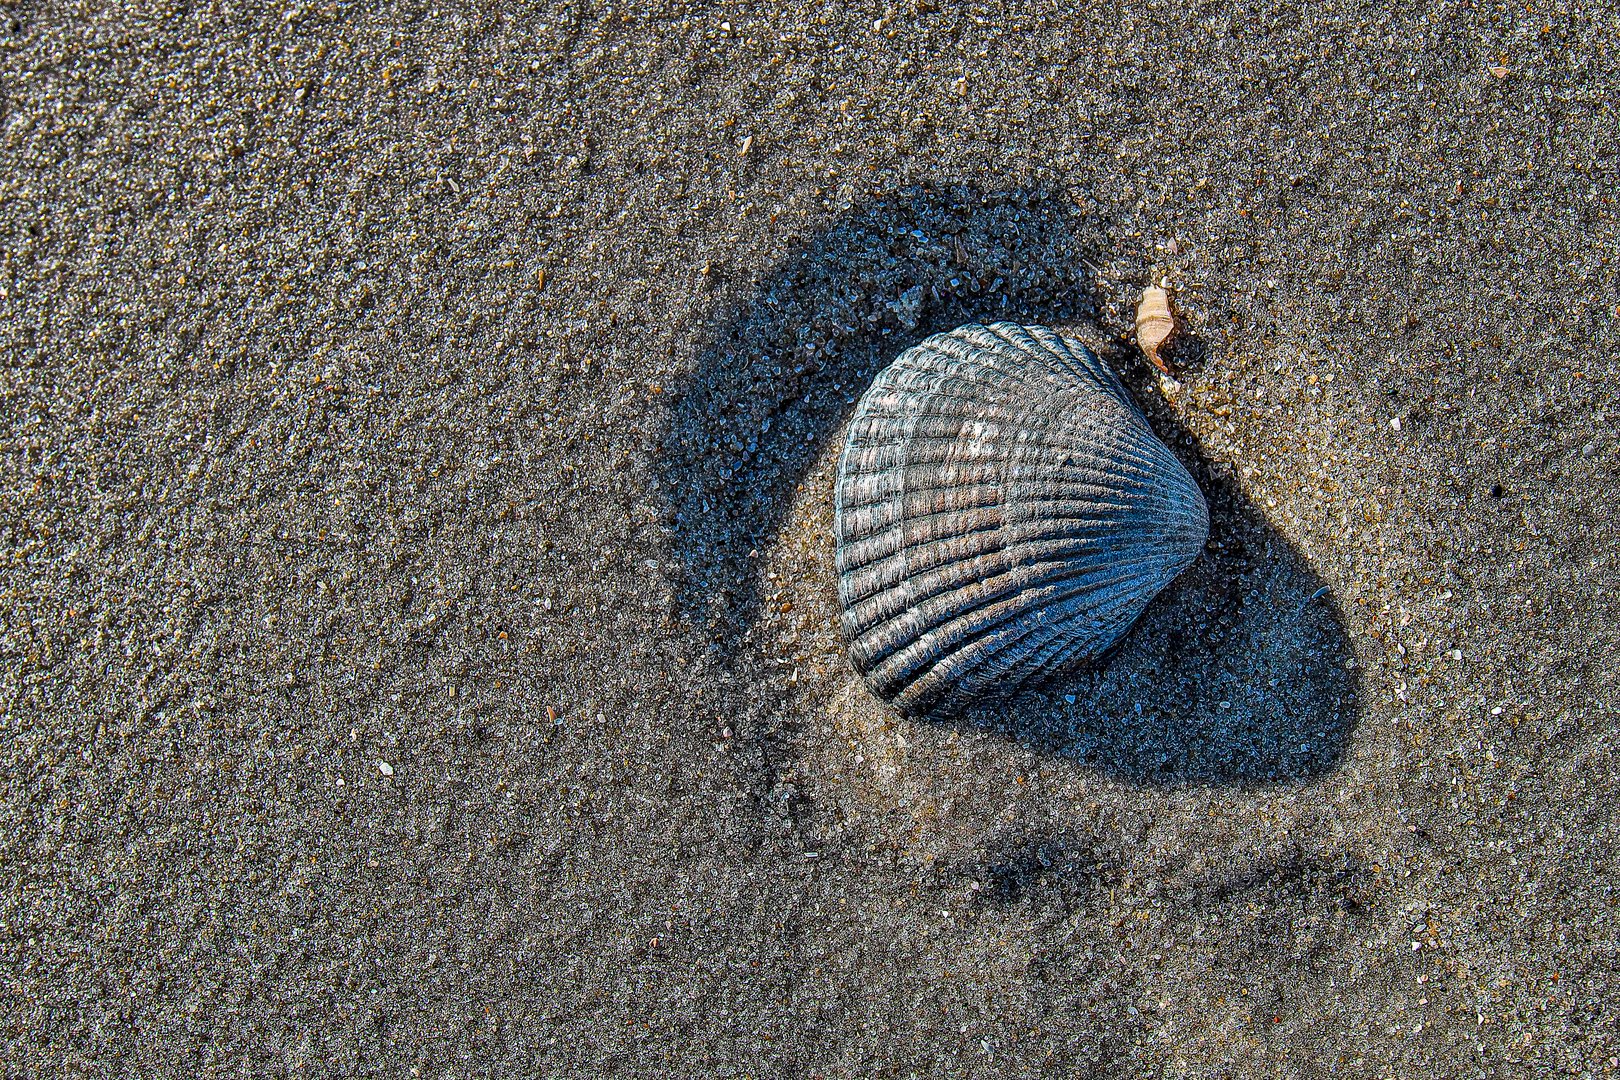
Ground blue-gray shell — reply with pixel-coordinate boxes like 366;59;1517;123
833;322;1209;716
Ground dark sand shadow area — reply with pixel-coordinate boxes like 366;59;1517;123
658;184;1359;786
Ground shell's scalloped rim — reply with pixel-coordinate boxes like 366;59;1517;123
834;322;1209;717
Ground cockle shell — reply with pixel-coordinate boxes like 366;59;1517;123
834;322;1209;716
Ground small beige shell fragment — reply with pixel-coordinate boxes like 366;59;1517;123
1136;285;1177;373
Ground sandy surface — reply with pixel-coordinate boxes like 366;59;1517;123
3;1;1618;1076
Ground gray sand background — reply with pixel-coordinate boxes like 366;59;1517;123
3;1;1618;1075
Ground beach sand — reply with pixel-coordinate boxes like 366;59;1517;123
3;2;1617;1075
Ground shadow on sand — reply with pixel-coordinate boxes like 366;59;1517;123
656;183;1359;786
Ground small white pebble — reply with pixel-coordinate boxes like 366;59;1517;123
378;761;394;776
1390;417;1401;431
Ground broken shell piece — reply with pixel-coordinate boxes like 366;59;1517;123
1136;285;1177;373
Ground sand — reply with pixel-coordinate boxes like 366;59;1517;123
3;1;1618;1075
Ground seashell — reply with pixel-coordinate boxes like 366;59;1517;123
1135;285;1177;373
834;322;1208;716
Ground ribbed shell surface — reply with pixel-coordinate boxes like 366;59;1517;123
834;323;1209;716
